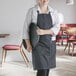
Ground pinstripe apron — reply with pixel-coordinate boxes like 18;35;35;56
32;11;56;70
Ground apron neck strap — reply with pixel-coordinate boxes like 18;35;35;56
37;10;50;15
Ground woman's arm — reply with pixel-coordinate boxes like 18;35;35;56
50;11;60;36
23;8;33;52
36;28;54;35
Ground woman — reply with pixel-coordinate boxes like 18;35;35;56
23;0;60;76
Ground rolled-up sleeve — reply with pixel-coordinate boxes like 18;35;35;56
23;8;32;39
51;11;60;36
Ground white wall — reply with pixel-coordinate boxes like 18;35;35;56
49;0;76;23
0;0;76;62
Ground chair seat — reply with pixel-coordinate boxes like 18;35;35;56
68;39;76;42
3;45;20;50
72;42;76;45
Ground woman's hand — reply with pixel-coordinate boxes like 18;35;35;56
27;44;32;52
36;27;45;35
25;39;32;52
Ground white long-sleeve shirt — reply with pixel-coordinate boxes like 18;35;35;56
23;5;60;41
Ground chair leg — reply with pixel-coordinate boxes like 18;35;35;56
2;49;7;64
22;49;29;62
64;42;68;51
72;45;75;56
20;48;29;65
68;43;71;54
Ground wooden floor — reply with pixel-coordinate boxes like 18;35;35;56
0;46;76;76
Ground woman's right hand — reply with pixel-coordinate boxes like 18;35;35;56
27;44;32;52
25;39;32;52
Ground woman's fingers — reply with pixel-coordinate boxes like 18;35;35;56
27;45;32;52
36;27;44;35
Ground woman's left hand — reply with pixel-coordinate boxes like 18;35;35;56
36;27;45;35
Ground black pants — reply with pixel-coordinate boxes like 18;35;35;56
37;69;49;76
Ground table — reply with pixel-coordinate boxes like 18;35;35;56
0;34;10;38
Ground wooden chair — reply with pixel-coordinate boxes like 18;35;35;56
2;42;29;65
